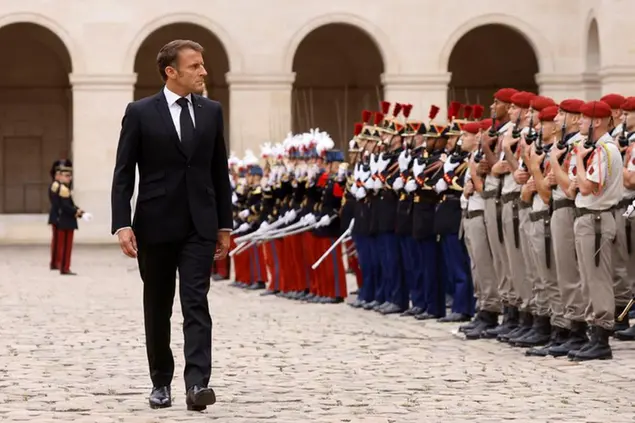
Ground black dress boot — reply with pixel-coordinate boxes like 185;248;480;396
459;312;485;333
513;315;552;347
464;311;499;340
401;306;425;317
614;306;630;333
570;326;613;361
614;323;635;341
483;306;518;339
566;325;596;359
498;310;532;343
549;321;589;357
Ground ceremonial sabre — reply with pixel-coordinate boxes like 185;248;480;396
311;218;355;270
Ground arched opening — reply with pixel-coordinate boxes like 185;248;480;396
292;23;384;150
447;24;539;112
584;18;601;100
133;23;230;145
0;23;72;214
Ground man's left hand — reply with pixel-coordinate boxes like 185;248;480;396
215;231;230;260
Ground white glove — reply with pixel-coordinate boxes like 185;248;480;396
231;192;238;205
372;177;384;191
239;209;250;219
317;215;330;227
434;178;448;193
376;152;390;172
337;166;346;181
404;179;417;193
238;222;249;233
392;177;404;191
355;186;367;200
81;212;93;222
233;220;238;229
443;159;461;173
398;149;412;172
358;166;370;182
304;213;317;225
259;221;270;231
412;158;426;178
286;209;297;223
624;203;635;218
350;184;358;195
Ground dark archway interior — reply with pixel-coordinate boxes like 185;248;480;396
0;23;72;213
292;23;384;150
448;24;539;113
133;23;230;145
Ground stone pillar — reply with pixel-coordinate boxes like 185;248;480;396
381;73;452;122
536;73;590;101
69;73;136;243
599;66;635;96
225;72;295;156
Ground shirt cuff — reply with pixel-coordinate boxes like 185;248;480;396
114;226;131;235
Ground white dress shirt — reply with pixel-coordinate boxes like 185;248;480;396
163;86;196;139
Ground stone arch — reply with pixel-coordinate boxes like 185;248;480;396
446;23;539;112
289;21;385;150
0;22;73;214
123;13;242;73
440;13;553;73
132;22;231;144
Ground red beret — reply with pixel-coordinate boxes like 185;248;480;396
479;118;493;131
559;99;584;114
494;88;518;103
531;96;556;111
511;91;536;109
462;122;481;134
600;93;626;109
621;96;635;112
580;101;612;119
538;105;559;122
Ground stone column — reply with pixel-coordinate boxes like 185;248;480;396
69;73;136;243
225;72;295;156
536;73;595;101
599;66;635;97
381;73;452;122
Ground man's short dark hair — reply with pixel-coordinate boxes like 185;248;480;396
156;39;204;82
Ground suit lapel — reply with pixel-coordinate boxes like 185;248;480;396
154;92;187;157
190;95;211;157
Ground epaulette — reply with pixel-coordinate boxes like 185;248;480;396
51;181;60;192
59;184;71;198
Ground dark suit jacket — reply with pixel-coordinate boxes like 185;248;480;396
110;90;233;244
56;183;80;231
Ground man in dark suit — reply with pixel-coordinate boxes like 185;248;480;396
110;39;232;412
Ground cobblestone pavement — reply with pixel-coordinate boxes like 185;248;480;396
1;245;635;422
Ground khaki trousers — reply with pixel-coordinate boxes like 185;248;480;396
502;200;531;311
574;211;616;330
464;213;500;313
483;197;515;306
613;206;633;307
550;207;583;324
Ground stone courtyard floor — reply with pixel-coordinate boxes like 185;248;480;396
0;245;634;422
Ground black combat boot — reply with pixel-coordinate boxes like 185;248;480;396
512;315;551;347
482;306;518;339
498;311;532;343
459;309;488;333
570;326;613;361
525;325;570;357
549;321;589;357
464;311;499;340
566;326;596;359
614;323;635;341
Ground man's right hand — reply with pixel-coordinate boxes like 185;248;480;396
117;228;138;258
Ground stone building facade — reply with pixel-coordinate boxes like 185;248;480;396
0;0;633;243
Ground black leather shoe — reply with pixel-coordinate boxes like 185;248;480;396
60;271;77;276
260;290;278;296
401;307;424;317
186;385;216;411
149;386;171;409
438;312;471;323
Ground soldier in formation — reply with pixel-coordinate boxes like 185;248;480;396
224;90;635;362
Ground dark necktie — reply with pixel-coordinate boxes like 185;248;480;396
176;97;195;150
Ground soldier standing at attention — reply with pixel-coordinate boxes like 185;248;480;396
568;100;623;361
55;164;84;275
48;159;63;270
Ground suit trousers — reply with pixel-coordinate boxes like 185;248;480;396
137;226;216;391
